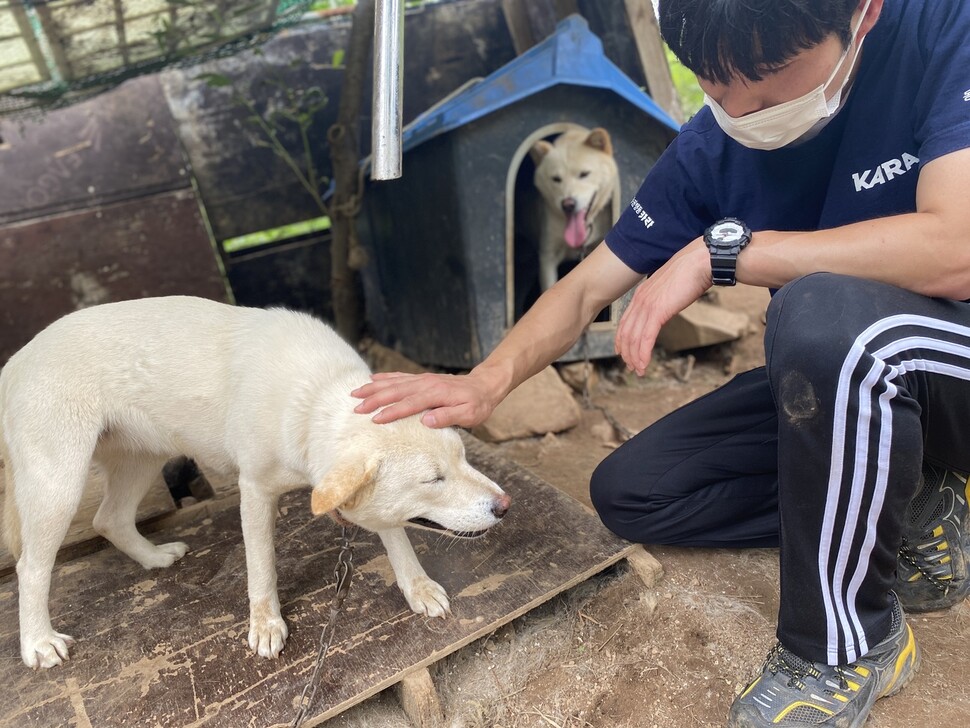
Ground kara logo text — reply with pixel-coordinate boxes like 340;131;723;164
852;153;919;192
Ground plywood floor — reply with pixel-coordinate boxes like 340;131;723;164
0;437;631;727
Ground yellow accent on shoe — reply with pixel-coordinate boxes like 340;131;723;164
739;676;761;699
933;525;944;537
853;666;870;678
773;701;834;723
845;679;861;691
883;625;917;696
834;693;849;702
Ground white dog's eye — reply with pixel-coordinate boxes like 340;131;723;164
421;475;445;484
551;175;562;183
579;170;590;179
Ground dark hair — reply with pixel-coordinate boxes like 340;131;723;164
658;0;860;84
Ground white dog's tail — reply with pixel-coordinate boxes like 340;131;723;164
0;417;21;561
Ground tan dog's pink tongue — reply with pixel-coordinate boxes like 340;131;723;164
564;210;588;249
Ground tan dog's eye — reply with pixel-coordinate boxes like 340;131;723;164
579;170;590;179
551;175;562;183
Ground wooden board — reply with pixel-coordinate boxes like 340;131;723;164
0;76;189;225
159;0;519;242
0;438;632;727
0;188;230;366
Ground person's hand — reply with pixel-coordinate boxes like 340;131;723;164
615;237;712;376
352;369;506;428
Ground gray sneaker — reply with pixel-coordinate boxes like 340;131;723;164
895;462;970;612
728;595;919;727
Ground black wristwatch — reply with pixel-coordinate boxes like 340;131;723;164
704;217;752;287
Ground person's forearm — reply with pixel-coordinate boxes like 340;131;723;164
470;244;642;400
470;272;610;400
740;211;970;298
739;150;970;298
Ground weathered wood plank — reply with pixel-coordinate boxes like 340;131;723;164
0;76;189;225
161;0;518;243
394;667;445;728
0;437;632;726
0;189;230;366
623;0;684;124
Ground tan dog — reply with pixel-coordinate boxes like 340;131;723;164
530;127;620;290
0;297;509;669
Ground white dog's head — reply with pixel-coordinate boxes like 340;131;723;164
310;418;509;538
531;127;619;249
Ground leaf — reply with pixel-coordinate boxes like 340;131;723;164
196;72;233;88
331;49;345;68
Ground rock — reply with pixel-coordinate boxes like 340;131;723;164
359;337;427;374
626;547;665;588
590;421;616;443
472;366;581;442
559;361;598;393
656;300;750;353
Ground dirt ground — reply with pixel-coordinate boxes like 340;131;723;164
333;284;970;728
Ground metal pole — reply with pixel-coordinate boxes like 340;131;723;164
372;0;404;180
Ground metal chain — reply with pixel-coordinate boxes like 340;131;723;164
291;525;359;728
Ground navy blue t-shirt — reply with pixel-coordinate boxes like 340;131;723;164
606;0;970;275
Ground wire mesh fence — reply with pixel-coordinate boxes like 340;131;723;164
0;0;314;117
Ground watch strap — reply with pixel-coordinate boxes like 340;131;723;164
705;218;751;287
710;254;739;286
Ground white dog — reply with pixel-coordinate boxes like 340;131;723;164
530;126;620;290
0;296;510;669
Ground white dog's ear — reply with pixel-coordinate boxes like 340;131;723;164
584;128;613;156
530;139;553;165
310;458;379;516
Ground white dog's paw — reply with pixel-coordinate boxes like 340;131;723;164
22;631;75;669
401;576;450;618
138;541;190;569
248;614;289;658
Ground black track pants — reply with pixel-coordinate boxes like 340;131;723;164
590;273;970;664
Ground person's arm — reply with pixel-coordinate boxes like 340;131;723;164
353;243;644;427
739;148;970;295
615;147;970;375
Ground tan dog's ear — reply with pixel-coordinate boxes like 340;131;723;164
584;128;613;156
530;139;553;165
310;459;379;516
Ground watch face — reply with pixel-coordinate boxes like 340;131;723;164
710;221;746;245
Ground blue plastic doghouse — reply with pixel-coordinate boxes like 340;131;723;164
359;15;679;368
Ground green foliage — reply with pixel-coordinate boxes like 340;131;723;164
223;216;332;253
309;0;356;9
309;0;439;9
665;45;704;119
195;72;232;87
196;70;333;251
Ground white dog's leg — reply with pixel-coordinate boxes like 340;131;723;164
14;457;89;669
378;528;450;618
539;248;561;291
239;482;287;658
93;455;188;569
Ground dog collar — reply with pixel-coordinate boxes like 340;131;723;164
328;509;354;527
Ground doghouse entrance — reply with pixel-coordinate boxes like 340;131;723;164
506;123;623;359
